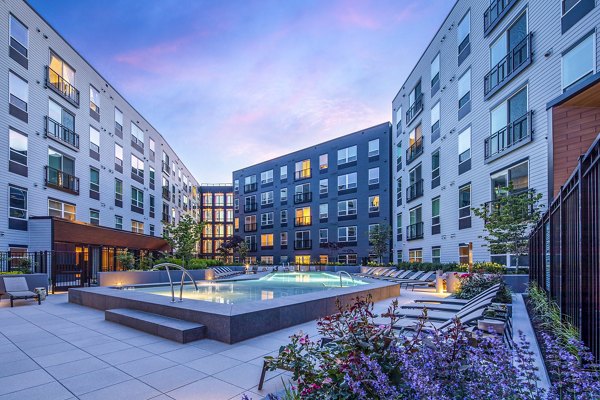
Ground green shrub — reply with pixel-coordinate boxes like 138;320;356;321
456;261;506;274
454;272;512;303
392;261;458;272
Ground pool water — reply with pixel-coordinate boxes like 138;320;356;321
131;272;366;304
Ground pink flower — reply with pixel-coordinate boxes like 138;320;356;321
323;377;333;384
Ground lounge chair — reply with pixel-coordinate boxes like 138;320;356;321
2;277;40;307
401;290;499;315
382;270;423;282
393;305;491;332
393;292;498;322
412;284;501;306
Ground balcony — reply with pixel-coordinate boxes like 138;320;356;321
294;239;312;250
295;216;312;226
45;116;79;149
406;222;424;241
244;183;257;193
46;66;80;106
484;33;532;99
405;94;423;125
406;179;424;202
484;111;532;161
244;223;257;232
294;169;312;181
45;166;79;195
162;186;170;201
294;192;313;204
484;0;518;36
244;203;258;212
406;136;424;165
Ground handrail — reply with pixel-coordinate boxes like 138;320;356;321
151;262;199;302
338;271;354;287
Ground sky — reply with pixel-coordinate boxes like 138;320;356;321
29;0;454;183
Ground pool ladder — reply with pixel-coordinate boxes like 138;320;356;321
338;271;354;287
152;263;199;303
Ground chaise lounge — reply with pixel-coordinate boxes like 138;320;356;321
1;277;41;307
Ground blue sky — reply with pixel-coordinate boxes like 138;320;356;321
29;0;454;183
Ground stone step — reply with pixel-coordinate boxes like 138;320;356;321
105;308;206;343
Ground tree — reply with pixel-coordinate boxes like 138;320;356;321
237;241;250;264
369;224;392;265
162;215;204;267
116;249;135;270
216;235;243;262
472;184;543;270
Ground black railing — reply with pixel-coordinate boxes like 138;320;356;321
406;222;424;240
294;192;313;204
294;239;312;250
45;116;79;148
484;111;532;160
295;216;312;226
295;169;312;180
45;166;79;194
244;223;257;232
406;179;424;202
244;183;257;193
529;134;600;360
162;186;170;201
46;66;79;106
406;136;424;164
244;203;258;212
406;94;423;124
484;34;532;97
484;0;517;34
0;251;49;274
248;243;258;252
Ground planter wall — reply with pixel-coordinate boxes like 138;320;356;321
502;274;529;293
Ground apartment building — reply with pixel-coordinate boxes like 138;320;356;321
232;123;392;266
1;0;200;258
198;184;234;260
392;0;599;266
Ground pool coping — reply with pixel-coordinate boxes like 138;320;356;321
69;277;400;343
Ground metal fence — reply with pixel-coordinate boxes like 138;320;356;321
529;134;600;360
0;251;49;274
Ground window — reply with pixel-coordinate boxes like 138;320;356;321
214;193;225;206
319;203;328;219
295;159;311;179
280;232;288;246
280;165;288;180
226;193;233;206
49;52;77;103
90;168;99;195
562;33;595;89
459;184;471;229
368;139;380;157
432;149;440;186
491;161;529;200
149;167;155;188
261;191;274;205
9;71;28;112
115;215;123;230
319;154;328;170
280;210;288;224
261;234;274;248
9;185;27;220
338;145;357;165
432;247;441;264
432;197;440;234
132;186;144;209
368;168;380;185
260;169;273;184
458;69;471;109
89;209;99;225
338;199;357;216
115;178;123;203
409;249;423;263
131;220;144;234
131;154;144;179
338;254;358;265
431;101;440;138
369;195;380;213
131;122;144;147
280;188;287;202
408;82;422;118
47;99;76;147
149;138;155;157
488;12;528;92
320;179;328;195
563;0;582;14
202;193;213;206
337;173;357;191
89;85;100;114
431;53;440;88
9;15;28;58
407;124;423;162
162;152;170;173
395;106;402;130
89;126;100;153
396;177;402;204
458;127;471;163
48;199;75;220
396;213;402;237
338;226;357;242
9;128;27;166
114;108;123;132
488;87;529;158
150;224;155;236
261;212;274;227
457;11;471;55
319;229;328;243
149;195;155;217
295;207;311;226
459;244;470;265
114;144;123;168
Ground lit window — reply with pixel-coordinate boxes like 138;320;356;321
131;220;144;234
369;195;380;213
459;244;470;265
261;234;274;247
409;249;423;263
562;33;595;89
48;199;75;220
89;85;100;114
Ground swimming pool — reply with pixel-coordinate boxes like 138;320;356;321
131;272;367;304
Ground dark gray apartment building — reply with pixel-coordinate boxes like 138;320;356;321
232;122;392;265
198;184;234;260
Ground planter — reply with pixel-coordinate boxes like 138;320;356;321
502;274;529;293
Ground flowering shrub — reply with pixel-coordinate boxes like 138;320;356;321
457;261;506;274
454;272;512;304
260;295;550;400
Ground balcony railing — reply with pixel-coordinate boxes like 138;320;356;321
484;111;532;160
45;166;79;194
405;94;423;124
406;136;424;164
294;239;312;250
295;216;312;226
406;179;424;202
484;33;532;98
244;183;257;193
294;192;313;204
244;223;257;232
162;186;170;201
295;169;312;181
244;203;258;212
406;222;424;240
484;0;517;35
46;66;79;106
45;116;79;149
